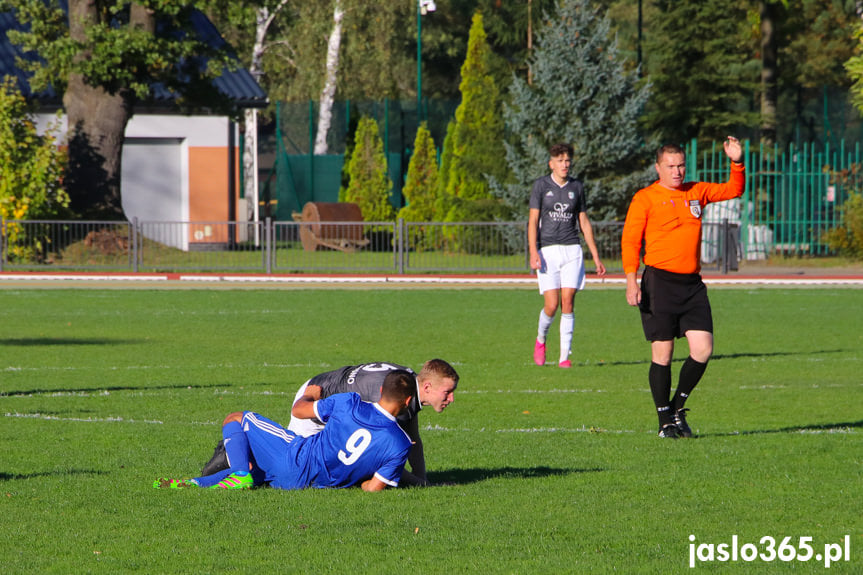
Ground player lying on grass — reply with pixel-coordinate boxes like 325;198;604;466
200;359;459;487
154;371;415;491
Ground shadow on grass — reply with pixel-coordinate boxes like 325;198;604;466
428;466;603;485
712;349;845;361
1;383;225;397
598;348;846;367
0;337;146;346
0;469;111;482
701;419;863;438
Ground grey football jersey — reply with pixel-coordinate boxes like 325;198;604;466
529;174;586;248
307;362;421;425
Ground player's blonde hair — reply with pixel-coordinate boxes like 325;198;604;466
418;358;459;386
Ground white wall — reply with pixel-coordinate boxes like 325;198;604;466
122;137;188;250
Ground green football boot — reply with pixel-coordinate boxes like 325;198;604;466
153;477;199;489
211;471;253;490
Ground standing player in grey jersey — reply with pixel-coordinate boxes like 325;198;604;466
200;359;458;487
528;143;606;368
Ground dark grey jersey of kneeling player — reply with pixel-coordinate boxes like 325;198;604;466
308;362;422;427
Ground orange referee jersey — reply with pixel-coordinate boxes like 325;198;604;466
621;163;745;275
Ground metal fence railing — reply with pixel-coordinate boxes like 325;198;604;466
0;218;742;275
687;139;863;258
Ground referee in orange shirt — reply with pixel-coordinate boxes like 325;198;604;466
621;138;744;438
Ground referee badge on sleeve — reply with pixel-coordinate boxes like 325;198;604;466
689;200;702;219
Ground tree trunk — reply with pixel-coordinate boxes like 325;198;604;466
760;1;778;146
63;0;154;219
63;76;133;219
314;0;344;155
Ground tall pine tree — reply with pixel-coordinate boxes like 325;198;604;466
399;123;439;250
399;123;439;223
340;116;394;223
492;0;651;221
438;11;507;223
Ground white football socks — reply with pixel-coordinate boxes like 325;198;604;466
537;310;554;343
559;313;574;362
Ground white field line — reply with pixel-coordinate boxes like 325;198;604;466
703;277;863;286
0;274;169;282
191;275;863;287
1;273;862;287
419;423;858;435
2;362;334;373
2;410;638;432
3;353;857;375
3;412;857;436
0;389;296;398
4;412;166;424
2;379;859;395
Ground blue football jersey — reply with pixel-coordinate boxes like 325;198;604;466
272;393;412;490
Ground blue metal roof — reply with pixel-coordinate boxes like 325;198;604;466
0;6;267;109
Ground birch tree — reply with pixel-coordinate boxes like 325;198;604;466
205;0;292;224
313;0;343;155
244;1;288;224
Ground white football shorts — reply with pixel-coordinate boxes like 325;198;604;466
286;380;325;437
536;244;585;293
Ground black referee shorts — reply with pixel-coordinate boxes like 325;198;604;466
638;266;713;341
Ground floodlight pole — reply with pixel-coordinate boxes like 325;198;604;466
416;0;422;123
416;0;435;124
637;0;643;76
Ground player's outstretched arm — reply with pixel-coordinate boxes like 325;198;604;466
360;476;389;492
401;417;428;485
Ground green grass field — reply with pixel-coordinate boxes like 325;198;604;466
1;286;861;573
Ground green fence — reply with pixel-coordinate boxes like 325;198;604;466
687;139;863;258
264;96;863;259
264;151;402;221
271;136;863;260
262;99;458;220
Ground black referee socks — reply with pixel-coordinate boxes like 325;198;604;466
649;362;674;426
672;356;709;412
